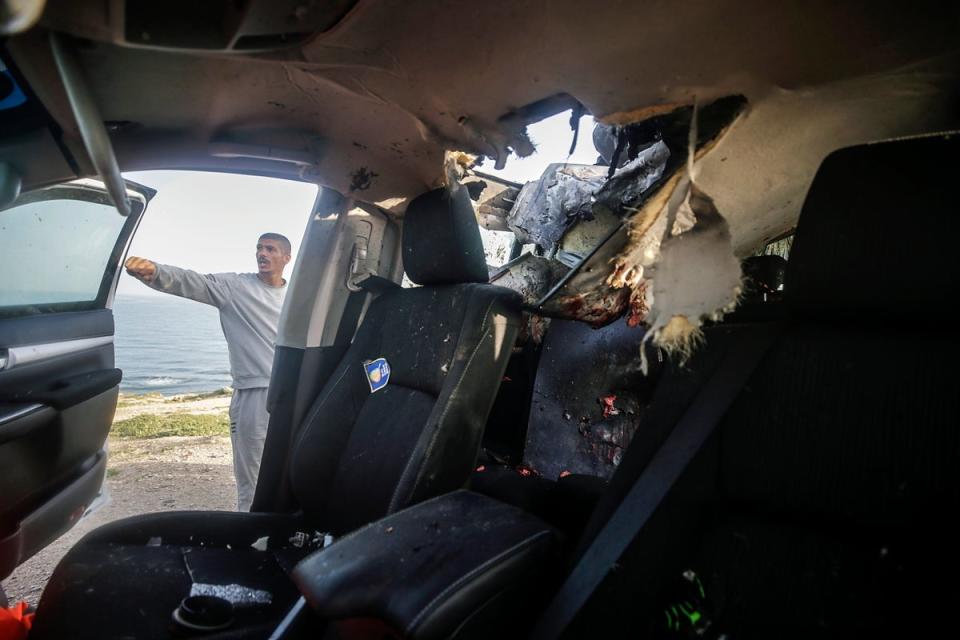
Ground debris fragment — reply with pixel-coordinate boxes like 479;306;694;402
578;417;591;437
250;536;269;551
443;150;477;191
464;179;487;201
349;167;378;192
515;464;538;477
559;470;572;479
508;163;608;251
653;316;704;362
568;103;586;155
599;395;620;419
289;532;309;548
593;141;669;213
625;282;650;327
475;465;486;472
190;583;272;607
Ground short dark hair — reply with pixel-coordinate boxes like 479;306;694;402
259;232;291;255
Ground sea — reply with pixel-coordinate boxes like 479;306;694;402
114;294;232;395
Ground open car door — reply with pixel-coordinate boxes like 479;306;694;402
0;178;154;581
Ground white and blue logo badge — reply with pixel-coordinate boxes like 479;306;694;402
363;358;391;393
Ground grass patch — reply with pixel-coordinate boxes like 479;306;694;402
106;467;121;478
111;413;229;439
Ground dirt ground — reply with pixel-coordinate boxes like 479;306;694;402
1;395;237;607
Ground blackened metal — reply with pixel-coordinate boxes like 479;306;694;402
568;102;586;156
465;179;487;201
607;127;627;179
496;93;583;127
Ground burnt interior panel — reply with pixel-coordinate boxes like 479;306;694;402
524;319;660;480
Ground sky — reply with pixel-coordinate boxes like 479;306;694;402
118;111;598;297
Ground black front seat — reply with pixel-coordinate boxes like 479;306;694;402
31;187;523;639
561;133;960;638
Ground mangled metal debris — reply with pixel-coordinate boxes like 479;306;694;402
507;163;608;251
593;143;670;213
505;142;668;257
480;97;748;359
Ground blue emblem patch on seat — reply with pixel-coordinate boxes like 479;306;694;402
363;358;391;393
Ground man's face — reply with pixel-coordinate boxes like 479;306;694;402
256;238;290;274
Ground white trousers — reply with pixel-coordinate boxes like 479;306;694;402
229;387;269;511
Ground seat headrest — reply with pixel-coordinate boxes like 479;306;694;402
741;255;787;300
402;187;489;286
785;134;960;317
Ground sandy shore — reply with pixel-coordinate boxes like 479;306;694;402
1;391;238;607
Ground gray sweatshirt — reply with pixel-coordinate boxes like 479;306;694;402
146;264;286;389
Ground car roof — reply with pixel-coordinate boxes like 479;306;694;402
3;0;959;250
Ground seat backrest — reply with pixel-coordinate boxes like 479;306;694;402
289;187;522;534
721;135;960;527
568;134;960;635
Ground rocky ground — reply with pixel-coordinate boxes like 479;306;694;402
1;392;237;607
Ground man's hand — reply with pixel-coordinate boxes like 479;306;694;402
125;256;157;283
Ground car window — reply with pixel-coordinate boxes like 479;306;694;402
760;234;793;260
0;197;127;308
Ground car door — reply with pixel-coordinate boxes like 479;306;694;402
0;178;154;580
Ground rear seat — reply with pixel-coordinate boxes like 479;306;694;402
472;318;665;542
472;236;786;541
559;134;960;637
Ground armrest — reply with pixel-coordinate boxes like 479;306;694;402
291;490;558;640
0;368;121;409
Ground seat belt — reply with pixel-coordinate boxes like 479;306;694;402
353;273;401;295
530;324;783;639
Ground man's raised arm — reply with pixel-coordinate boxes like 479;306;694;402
124;256;231;308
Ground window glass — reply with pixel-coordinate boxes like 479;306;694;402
761;234;794;260
0;198;127;307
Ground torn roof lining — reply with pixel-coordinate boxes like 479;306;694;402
11;0;957;224
514;97;748;315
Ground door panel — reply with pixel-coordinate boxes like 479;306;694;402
0;179;154;579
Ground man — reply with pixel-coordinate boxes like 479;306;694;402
124;233;292;511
